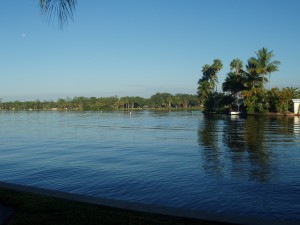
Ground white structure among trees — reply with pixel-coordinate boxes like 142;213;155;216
292;99;300;114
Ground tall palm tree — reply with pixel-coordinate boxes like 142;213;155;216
39;0;77;27
248;48;280;90
198;80;212;104
244;59;264;89
198;60;223;93
230;58;243;77
201;64;211;80
222;72;247;97
211;59;223;92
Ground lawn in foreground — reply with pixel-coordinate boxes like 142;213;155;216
0;187;234;225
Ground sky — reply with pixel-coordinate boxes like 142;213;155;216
0;0;300;101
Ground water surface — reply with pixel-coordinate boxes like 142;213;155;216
0;111;299;221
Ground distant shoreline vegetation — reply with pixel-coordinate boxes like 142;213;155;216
1;47;300;114
0;93;200;111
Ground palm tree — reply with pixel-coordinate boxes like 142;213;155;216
201;64;211;80
211;59;223;92
39;0;77;27
198;59;223;101
243;59;264;89
248;48;280;90
230;58;243;77
199;64;215;91
198;80;212;104
222;72;247;97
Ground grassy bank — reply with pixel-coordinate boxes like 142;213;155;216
0;187;233;225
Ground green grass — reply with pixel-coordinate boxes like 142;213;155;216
0;187;234;225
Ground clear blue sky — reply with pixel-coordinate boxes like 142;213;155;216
1;0;299;101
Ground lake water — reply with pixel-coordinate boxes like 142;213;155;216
0;111;299;221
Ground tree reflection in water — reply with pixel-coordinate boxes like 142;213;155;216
226;116;274;182
197;115;299;183
198;114;225;177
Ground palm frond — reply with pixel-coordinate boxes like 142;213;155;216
39;0;77;28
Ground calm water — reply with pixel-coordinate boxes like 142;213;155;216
0;111;299;221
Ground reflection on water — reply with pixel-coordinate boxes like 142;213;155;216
1;111;300;221
198;115;299;183
198;115;224;177
294;116;300;135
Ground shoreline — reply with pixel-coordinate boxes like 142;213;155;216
0;181;298;225
1;108;299;117
203;111;300;117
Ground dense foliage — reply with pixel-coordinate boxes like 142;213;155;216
197;47;299;114
0;93;199;111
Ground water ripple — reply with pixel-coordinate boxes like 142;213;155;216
0;111;300;221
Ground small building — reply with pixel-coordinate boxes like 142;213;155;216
292;99;300;115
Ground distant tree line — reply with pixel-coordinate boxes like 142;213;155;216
0;93;200;111
197;47;300;114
